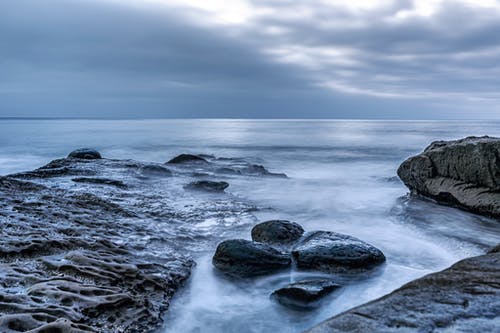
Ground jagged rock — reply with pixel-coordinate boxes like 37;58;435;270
292;231;386;273
140;164;173;177
271;279;341;309
67;148;102;160
72;177;127;188
184;180;229;192
251;220;304;246
167;154;207;164
397;136;500;218
212;239;291;277
305;245;500;333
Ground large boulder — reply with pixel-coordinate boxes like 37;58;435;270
251;220;305;247
212;239;291;277
397;136;500;218
292;231;385;273
271;279;340;309
305;245;500;333
67;148;102;160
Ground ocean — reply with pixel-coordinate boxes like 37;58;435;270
1;119;499;333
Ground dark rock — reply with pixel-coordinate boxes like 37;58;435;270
271;279;341;308
243;164;287;178
212;239;291;277
292;231;386;273
184;180;229;192
72;177;127;188
167;154;207;164
397;136;500;218
305;247;500;333
140;164;173;177
68;148;102;160
251;220;304;246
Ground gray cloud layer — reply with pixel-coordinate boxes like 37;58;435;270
1;0;499;118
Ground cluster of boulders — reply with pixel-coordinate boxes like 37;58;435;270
212;220;386;309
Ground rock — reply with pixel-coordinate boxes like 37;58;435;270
212;239;291;277
184;180;229;192
292;231;386;273
305;246;500;333
72;177;127;188
68;148;102;160
243;164;287;178
397;136;500;218
140;164;173;177
167;154;207;164
251;220;304;246
271;279;341;309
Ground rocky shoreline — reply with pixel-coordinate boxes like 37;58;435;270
1;137;499;333
0;149;284;332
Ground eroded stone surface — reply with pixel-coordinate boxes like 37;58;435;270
1;152;283;332
305;246;500;333
397;136;500;218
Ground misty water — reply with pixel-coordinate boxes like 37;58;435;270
1;119;499;333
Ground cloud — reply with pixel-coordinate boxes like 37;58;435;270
0;0;499;118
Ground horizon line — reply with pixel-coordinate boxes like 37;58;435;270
1;117;500;121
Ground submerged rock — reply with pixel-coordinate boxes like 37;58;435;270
212;239;291;277
167;154;207;164
184;180;229;192
140;164;173;177
68;148;102;160
243;164;287;178
72;177;127;188
305;245;500;333
251;220;304;246
398;136;500;218
292;231;386;273
271;279;341;309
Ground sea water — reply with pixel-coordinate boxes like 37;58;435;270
0;119;499;333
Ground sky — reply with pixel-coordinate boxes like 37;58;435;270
1;0;500;119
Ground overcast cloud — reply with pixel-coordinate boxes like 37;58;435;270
1;0;499;118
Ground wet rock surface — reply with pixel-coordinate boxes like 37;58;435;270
271;279;341;309
212;239;291;277
292;231;386;273
71;177;127;188
251;220;305;247
305;245;500;333
68;148;102;160
167;154;207;164
184;180;229;192
140;164;173;177
213;221;384;310
0;150;287;332
398;136;500;218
